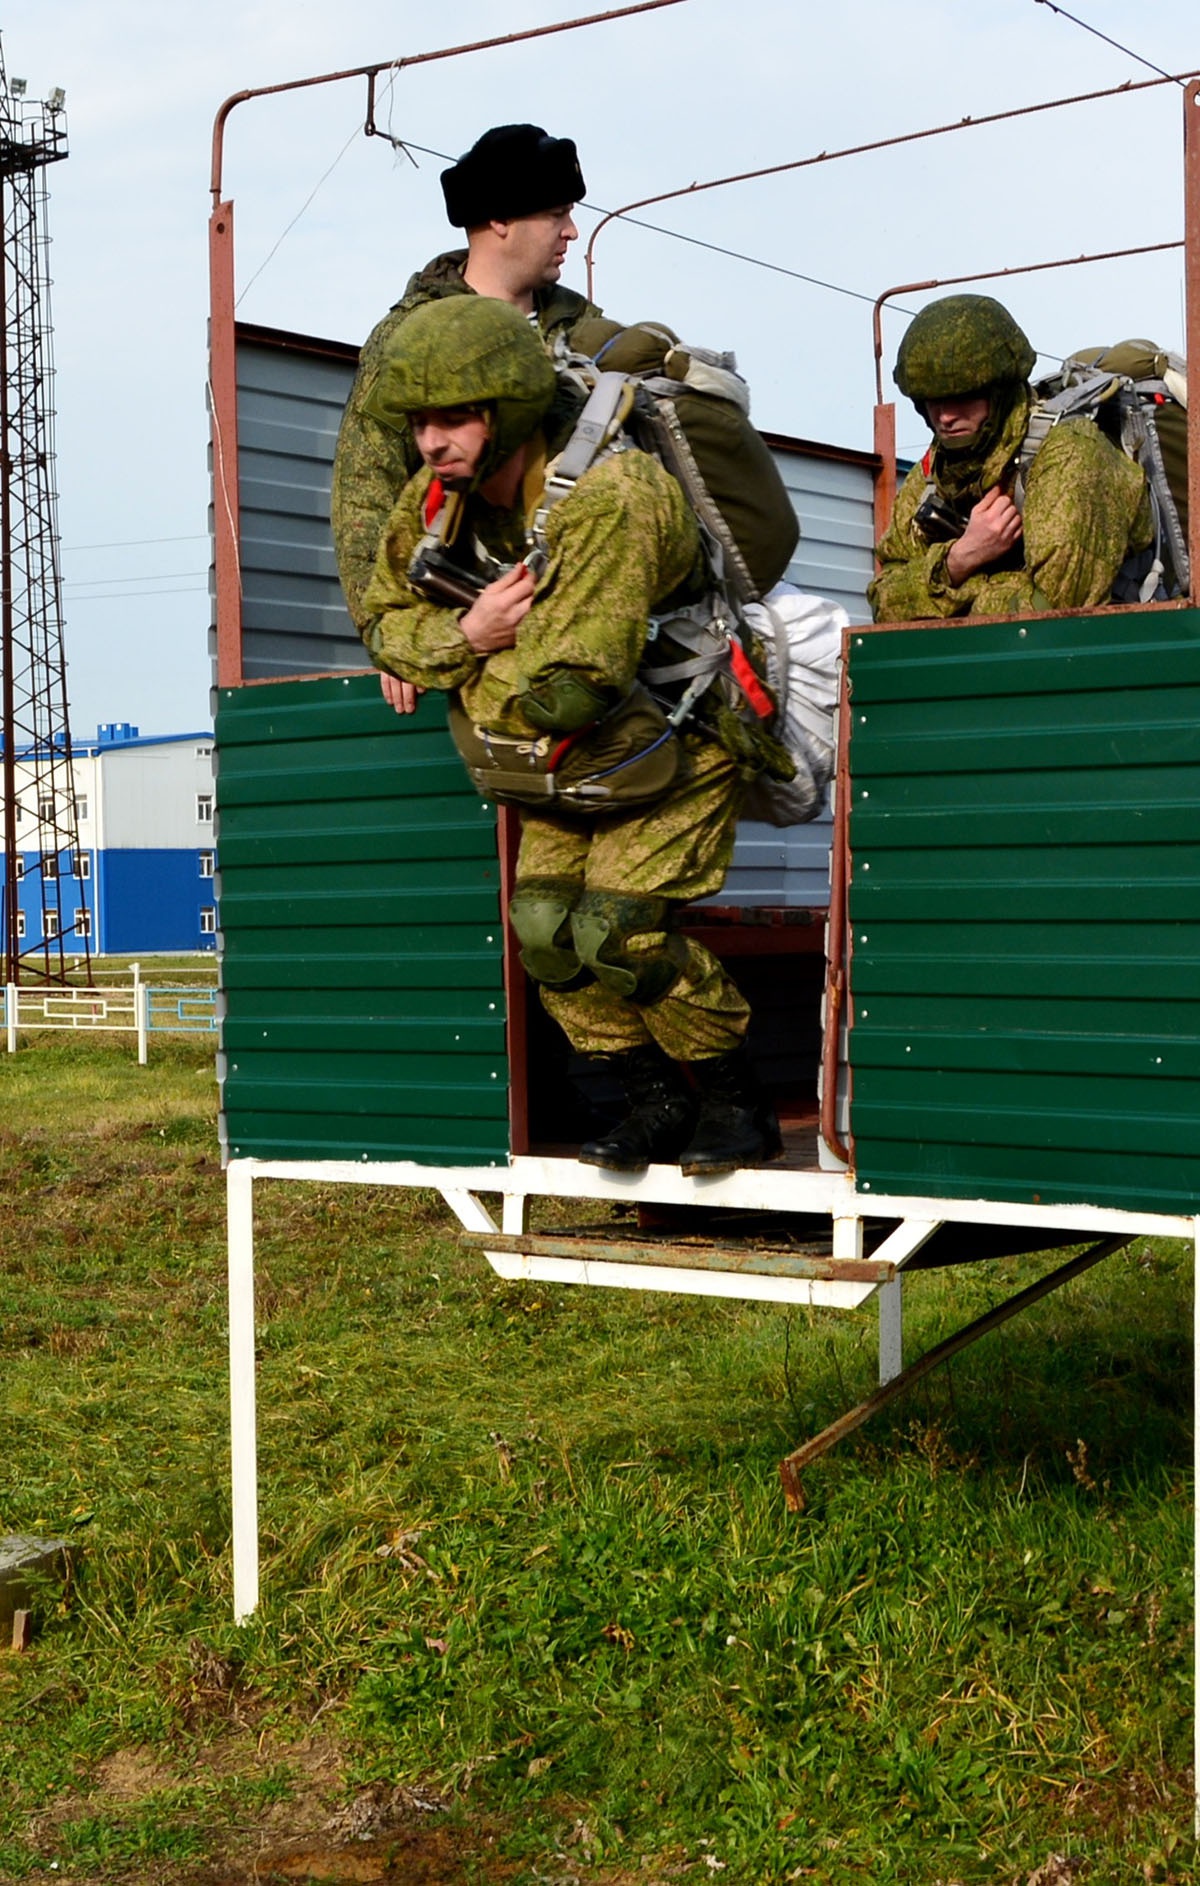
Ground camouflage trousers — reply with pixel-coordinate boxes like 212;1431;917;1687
516;736;750;1062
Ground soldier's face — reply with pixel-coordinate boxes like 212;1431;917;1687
411;406;491;483
925;392;991;444
500;204;579;287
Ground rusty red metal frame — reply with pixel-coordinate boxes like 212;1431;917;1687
778;1237;1129;1508
209;1;685;203
818;631;854;1168
208;1;687;690
871;241;1186;406
584;68;1199;301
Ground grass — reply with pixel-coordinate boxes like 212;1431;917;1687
0;1036;1193;1883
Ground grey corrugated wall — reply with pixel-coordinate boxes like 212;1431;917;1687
223;327;880;908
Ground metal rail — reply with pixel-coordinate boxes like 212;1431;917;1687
209;1;686;203
779;1236;1131;1510
459;1228;895;1285
584;68;1199;300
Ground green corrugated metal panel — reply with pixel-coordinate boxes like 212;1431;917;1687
847;608;1200;1213
216;676;508;1165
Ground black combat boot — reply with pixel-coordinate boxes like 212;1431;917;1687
678;1044;784;1177
579;1044;697;1172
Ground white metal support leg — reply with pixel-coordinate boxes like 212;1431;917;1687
832;1216;863;1262
227;1163;259;1623
877;1275;903;1385
502;1193;530;1236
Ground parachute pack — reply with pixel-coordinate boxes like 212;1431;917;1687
1018;340;1189;601
528;324;840;823
412;319;841;822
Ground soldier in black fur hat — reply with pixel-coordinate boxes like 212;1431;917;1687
333;124;603;631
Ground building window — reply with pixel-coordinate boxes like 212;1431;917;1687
75;908;92;939
199;906;217;935
199;851;215;878
38;796;55;822
71;851;91;879
196;794;214;823
74;795;89;821
15;912;25;939
41;852;58;880
195;745;213;759
44;910;60;939
14;856;23;880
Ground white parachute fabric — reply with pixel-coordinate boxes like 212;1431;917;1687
741;583;846;827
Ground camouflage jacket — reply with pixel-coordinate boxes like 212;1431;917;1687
331;252;601;628
359;447;702;738
869;415;1153;622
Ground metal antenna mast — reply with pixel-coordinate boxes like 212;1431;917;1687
0;43;87;986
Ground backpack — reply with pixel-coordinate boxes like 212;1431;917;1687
1018;340;1189;601
564;318;801;604
530;342;839;823
413;329;839;823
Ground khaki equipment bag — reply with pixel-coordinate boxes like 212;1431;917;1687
1020;340;1189;600
567;317;799;604
446;685;680;815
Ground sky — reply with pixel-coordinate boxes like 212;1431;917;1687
3;0;1198;737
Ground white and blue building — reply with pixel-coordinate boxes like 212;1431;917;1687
3;724;218;954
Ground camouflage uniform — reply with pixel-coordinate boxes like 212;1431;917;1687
870;417;1153;622
331;251;601;628
870;292;1153;623
361;450;751;1061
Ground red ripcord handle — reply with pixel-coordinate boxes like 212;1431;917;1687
729;638;775;720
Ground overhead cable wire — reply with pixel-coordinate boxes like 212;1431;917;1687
62;570;205;589
61;534;206;553
236;118;365;307
67;586;208;603
1030;0;1183;85
392;139;909;315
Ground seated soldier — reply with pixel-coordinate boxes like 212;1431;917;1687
332;122;602;631
358;295;781;1177
869;294;1153;622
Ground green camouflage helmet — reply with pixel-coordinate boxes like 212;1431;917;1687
894;294;1037;404
363;296;557;483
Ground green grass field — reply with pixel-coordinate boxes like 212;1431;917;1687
0;1037;1193;1884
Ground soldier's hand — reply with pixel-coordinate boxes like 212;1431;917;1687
946;486;1023;584
379;671;423;715
460;563;536;654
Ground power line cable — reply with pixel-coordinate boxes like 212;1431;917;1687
62;570;205;589
235;62;412;305
393;139;911;314
66;585;208;603
236;117;367;308
61;533;206;553
1030;1;1183;84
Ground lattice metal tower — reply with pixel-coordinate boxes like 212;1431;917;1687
0;45;87;986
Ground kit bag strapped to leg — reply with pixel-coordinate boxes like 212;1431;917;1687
445;684;680;816
1017;340;1189;601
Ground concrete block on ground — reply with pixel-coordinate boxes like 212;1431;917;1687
0;1536;72;1632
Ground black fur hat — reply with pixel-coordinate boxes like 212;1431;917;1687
441;123;585;228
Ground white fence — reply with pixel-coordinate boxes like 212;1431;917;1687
3;972;217;1064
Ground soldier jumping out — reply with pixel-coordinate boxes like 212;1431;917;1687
357;295;782;1178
